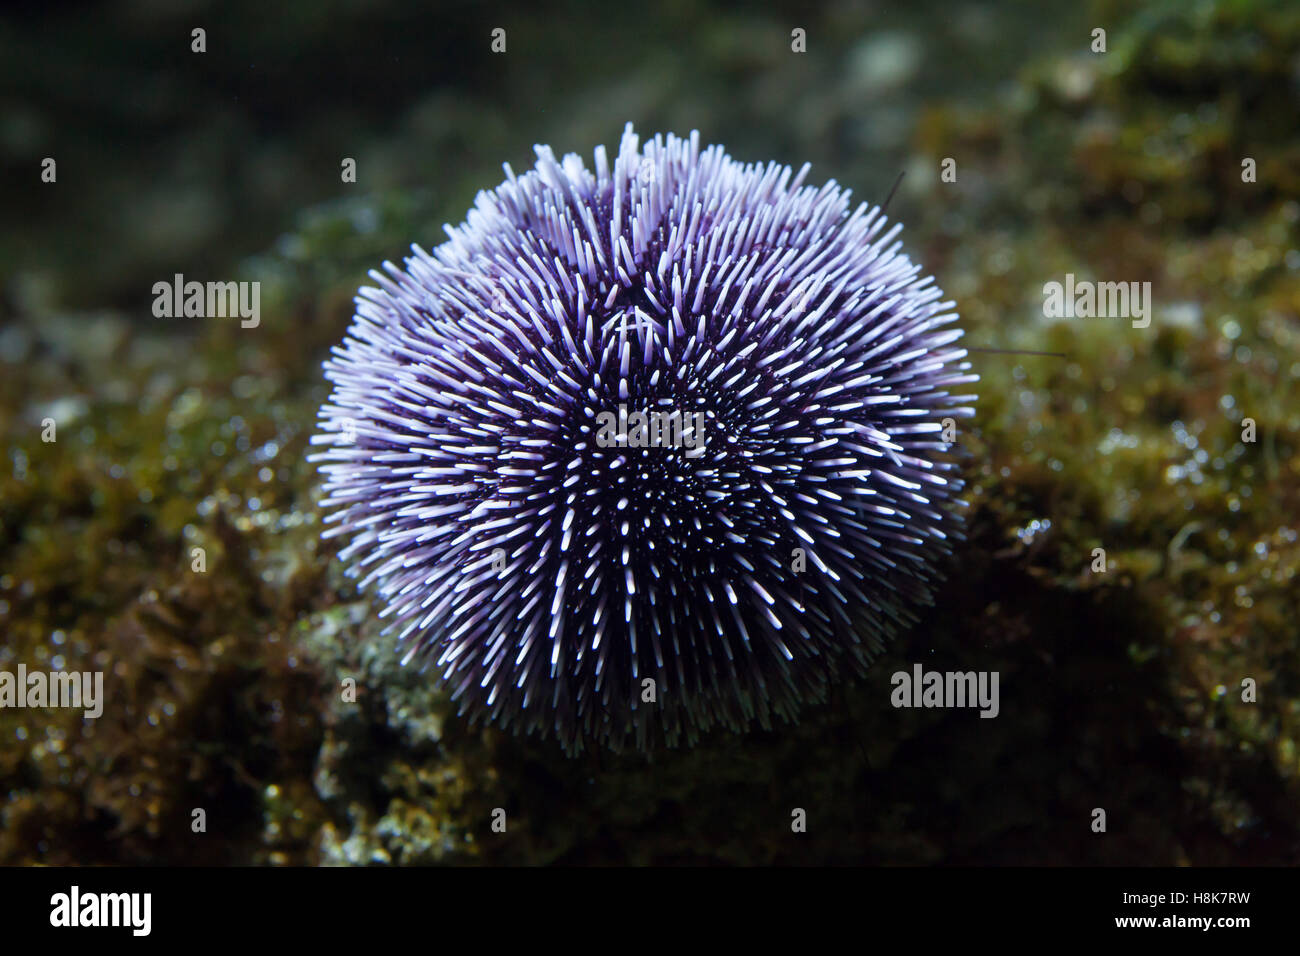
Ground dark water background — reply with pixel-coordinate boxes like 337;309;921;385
2;0;1087;314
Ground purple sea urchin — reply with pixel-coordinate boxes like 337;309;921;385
310;125;977;752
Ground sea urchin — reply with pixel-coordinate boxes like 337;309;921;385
310;124;977;752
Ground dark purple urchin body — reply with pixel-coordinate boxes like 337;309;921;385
310;124;977;752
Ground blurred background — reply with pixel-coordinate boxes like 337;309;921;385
1;0;1298;864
